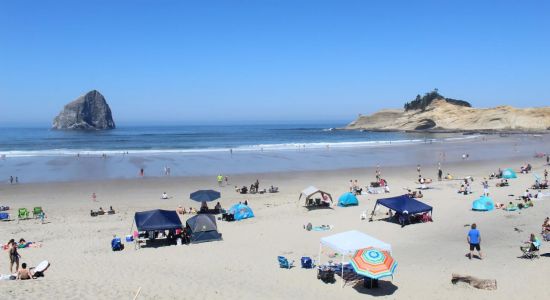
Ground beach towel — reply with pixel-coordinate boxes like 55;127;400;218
312;225;333;231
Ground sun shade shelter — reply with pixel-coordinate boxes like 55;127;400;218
134;209;183;231
228;203;254;221
299;186;333;206
186;214;222;243
338;192;359;207
371;195;433;226
502;168;517;179
472;195;495;211
319;230;392;287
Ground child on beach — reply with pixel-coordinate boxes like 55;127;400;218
467;223;482;260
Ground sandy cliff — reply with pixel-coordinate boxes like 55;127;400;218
346;99;550;132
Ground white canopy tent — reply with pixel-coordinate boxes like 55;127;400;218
319;230;392;287
299;186;333;206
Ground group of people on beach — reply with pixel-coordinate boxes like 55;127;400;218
4;239;44;279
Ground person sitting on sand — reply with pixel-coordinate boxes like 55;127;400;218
541;217;550;233
162;192;168;199
176;206;184;215
108;206;115;214
190;207;197;214
458;185;465;194
200;201;208;212
416;191;423;198
214;202;222;211
98;207;105;214
520;233;540;253
445;173;453;180
16;263;32;280
525;198;534;208
506;202;516;211
521;190;532;201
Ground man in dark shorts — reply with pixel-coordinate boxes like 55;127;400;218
467;223;483;259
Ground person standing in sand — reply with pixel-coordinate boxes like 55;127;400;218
140;168;144;177
92;192;97;202
467;223;482;260
9;241;21;272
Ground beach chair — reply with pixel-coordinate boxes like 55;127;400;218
18;208;30;220
521;243;540;259
0;212;10;221
277;256;294;269
33;207;43;218
301;257;314;269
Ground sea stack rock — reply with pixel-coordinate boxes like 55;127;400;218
52;90;116;130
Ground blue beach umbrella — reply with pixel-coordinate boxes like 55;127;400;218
190;190;221;202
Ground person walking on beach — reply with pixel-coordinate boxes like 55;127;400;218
140;168;144;177
482;179;489;196
545;169;548;180
92;192;97;202
15;177;18;184
547;155;549;165
467;223;482;260
438;168;443;181
417;164;421;175
10;176;13;184
217;175;223;187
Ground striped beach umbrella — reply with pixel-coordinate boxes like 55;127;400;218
350;247;397;280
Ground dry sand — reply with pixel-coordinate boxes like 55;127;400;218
1;156;550;299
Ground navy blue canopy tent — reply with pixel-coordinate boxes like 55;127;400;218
134;209;183;231
372;195;433;226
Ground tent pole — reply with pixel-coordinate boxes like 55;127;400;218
341;254;345;288
318;243;322;267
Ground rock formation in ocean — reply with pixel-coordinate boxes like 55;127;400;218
346;96;550;132
52;90;116;130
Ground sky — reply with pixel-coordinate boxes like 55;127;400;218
1;0;549;125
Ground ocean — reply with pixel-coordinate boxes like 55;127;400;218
0;124;546;183
0;123;463;157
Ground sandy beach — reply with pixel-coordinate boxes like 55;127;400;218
1;150;550;299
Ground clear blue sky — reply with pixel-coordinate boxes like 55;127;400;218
1;0;549;125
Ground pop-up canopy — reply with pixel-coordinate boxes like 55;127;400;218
134;209;183;231
319;230;392;287
374;195;432;215
299;186;333;205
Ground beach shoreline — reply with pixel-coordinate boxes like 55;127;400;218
1;151;550;299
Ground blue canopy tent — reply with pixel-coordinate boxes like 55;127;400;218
371;195;433;226
228;203;254;221
502;168;517;179
338;192;359;207
134;209;183;231
472;195;495;211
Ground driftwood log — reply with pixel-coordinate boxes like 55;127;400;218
451;273;497;290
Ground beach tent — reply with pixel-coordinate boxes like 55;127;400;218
134;209;183;231
372;195;433;226
299;186;333;206
228;203;254;221
338;192;359;207
502;168;517;179
472;195;495;211
186;214;222;243
319;230;392;287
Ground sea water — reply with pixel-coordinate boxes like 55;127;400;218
0;124;546;182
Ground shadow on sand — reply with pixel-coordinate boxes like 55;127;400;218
351;279;398;296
